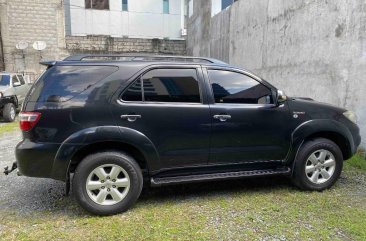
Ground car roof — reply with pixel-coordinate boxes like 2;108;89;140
63;54;228;65
40;54;276;90
41;54;228;67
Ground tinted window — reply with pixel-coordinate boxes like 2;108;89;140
142;69;201;103
208;70;273;104
122;80;142;101
28;65;117;102
11;75;19;85
17;75;25;85
0;75;10;86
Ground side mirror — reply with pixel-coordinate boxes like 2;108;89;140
277;90;287;104
13;82;21;87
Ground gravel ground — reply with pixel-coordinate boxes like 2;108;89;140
0;128;65;214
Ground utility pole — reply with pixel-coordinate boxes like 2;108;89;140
0;21;5;71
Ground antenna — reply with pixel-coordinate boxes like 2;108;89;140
32;41;47;51
15;41;28;50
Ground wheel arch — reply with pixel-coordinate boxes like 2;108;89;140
51;126;160;181
68;141;149;176
287;119;355;166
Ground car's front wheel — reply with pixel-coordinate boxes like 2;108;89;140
73;151;143;215
292;138;343;191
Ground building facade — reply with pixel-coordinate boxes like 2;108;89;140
65;0;186;39
0;0;186;75
187;0;366;149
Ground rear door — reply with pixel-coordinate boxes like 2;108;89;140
205;68;292;164
111;66;211;171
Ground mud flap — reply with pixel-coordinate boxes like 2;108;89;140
65;171;70;196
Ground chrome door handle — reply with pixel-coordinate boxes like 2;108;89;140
120;114;141;122
213;114;231;122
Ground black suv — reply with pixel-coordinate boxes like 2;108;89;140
15;55;361;215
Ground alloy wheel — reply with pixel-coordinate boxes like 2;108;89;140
86;164;130;206
10;106;15;120
305;149;336;184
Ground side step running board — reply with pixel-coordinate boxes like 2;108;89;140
151;167;291;187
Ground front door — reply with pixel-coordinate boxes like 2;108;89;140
206;69;292;164
111;67;211;171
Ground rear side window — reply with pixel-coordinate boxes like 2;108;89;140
28;65;117;102
122;80;142;101
122;68;201;103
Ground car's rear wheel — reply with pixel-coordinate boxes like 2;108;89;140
292;138;343;191
2;103;16;122
73;151;143;215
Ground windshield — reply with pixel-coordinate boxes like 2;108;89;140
0;75;11;86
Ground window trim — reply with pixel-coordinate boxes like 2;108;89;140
120;67;205;105
205;67;275;106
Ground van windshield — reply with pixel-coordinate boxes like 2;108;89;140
0;75;10;86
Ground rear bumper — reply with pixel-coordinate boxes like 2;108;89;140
16;139;60;179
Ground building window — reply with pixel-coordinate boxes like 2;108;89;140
122;0;128;11
188;0;194;17
85;0;109;10
163;0;169;14
221;0;234;10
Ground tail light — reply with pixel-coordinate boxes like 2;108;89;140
19;112;41;131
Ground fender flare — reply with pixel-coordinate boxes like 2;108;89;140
50;126;159;181
0;95;18;108
285;119;354;167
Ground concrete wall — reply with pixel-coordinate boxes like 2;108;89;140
0;0;185;78
187;0;366;149
65;0;185;39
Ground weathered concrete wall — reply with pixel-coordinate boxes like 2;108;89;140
0;0;186;78
0;0;67;76
187;0;366;149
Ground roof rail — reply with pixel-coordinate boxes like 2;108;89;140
63;54;227;65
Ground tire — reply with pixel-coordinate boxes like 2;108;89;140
2;103;16;122
292;138;343;191
73;151;143;215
